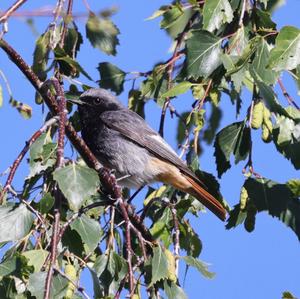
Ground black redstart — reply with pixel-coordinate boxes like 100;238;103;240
71;88;226;221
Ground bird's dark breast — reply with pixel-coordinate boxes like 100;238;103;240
80;117;155;188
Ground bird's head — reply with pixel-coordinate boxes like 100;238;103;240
69;88;124;118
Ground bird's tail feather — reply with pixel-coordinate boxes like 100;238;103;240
183;174;226;221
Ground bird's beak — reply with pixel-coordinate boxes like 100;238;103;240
67;97;85;105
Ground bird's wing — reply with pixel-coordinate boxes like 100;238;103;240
100;109;207;189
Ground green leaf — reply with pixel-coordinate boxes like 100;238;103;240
28;272;68;299
255;80;288;116
268;26;300;71
273;116;300;169
282;291;297;299
203;0;233;32
97;62;126;95
62;227;85;257
151;246;169;285
214;121;250;177
63;26;83;58
32;31;50;81
0;204;33;242
22;250;48;272
182;30;222;79
161;81;193;98
285;106;300;121
226;36;261;76
203;105;222;144
86;13;120;56
70;214;102;253
128;89;145;118
88;267;103;298
228;178;300;241
28;272;46;299
54;47;92;80
179;221;202;258
140;66;168;101
287;179;300;197
38;193;55;214
160;5;193;39
28;132;55;179
250;39;278;84
53;163;99;211
0;256;19;276
181;256;215;279
274;116;295;145
163;280;188;299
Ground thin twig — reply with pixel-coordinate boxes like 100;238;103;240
44;200;61;299
278;78;300;110
196;79;213;111
0;39;101;171
44;78;66;299
0;0;28;23
59;0;74;49
0;117;58;203
158;11;198;137
170;204;180;276
238;0;247;27
116;198;134;295
0;69;13;97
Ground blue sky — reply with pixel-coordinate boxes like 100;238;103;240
0;1;300;298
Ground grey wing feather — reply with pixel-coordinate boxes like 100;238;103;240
100;109;207;188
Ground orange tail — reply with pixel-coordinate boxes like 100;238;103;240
183;175;226;221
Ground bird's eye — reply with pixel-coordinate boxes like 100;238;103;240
93;98;101;105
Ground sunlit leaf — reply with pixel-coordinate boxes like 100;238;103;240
161;81;193;98
163;280;188;299
182;30;222;79
0;204;33;242
70;214;102;253
203;0;233;32
150;246;169;285
268;26;300;71
53;163;99;211
181;256;215;279
22;250;48;272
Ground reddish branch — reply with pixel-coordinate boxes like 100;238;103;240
0;0;28;23
158;11;198;137
0;39;101;170
170;204;180;276
278;78;300;110
0;117;58;203
117;198;134;294
44;79;67;299
0;36;155;298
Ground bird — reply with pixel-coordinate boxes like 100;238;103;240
70;88;226;221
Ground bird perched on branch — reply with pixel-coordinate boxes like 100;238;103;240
70;88;226;221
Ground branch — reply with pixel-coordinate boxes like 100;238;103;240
170;203;180;276
0;116;58;203
116;198;134;294
0;39;101;171
158;11;198;137
0;0;28;23
44;80;66;299
278;78;300;110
